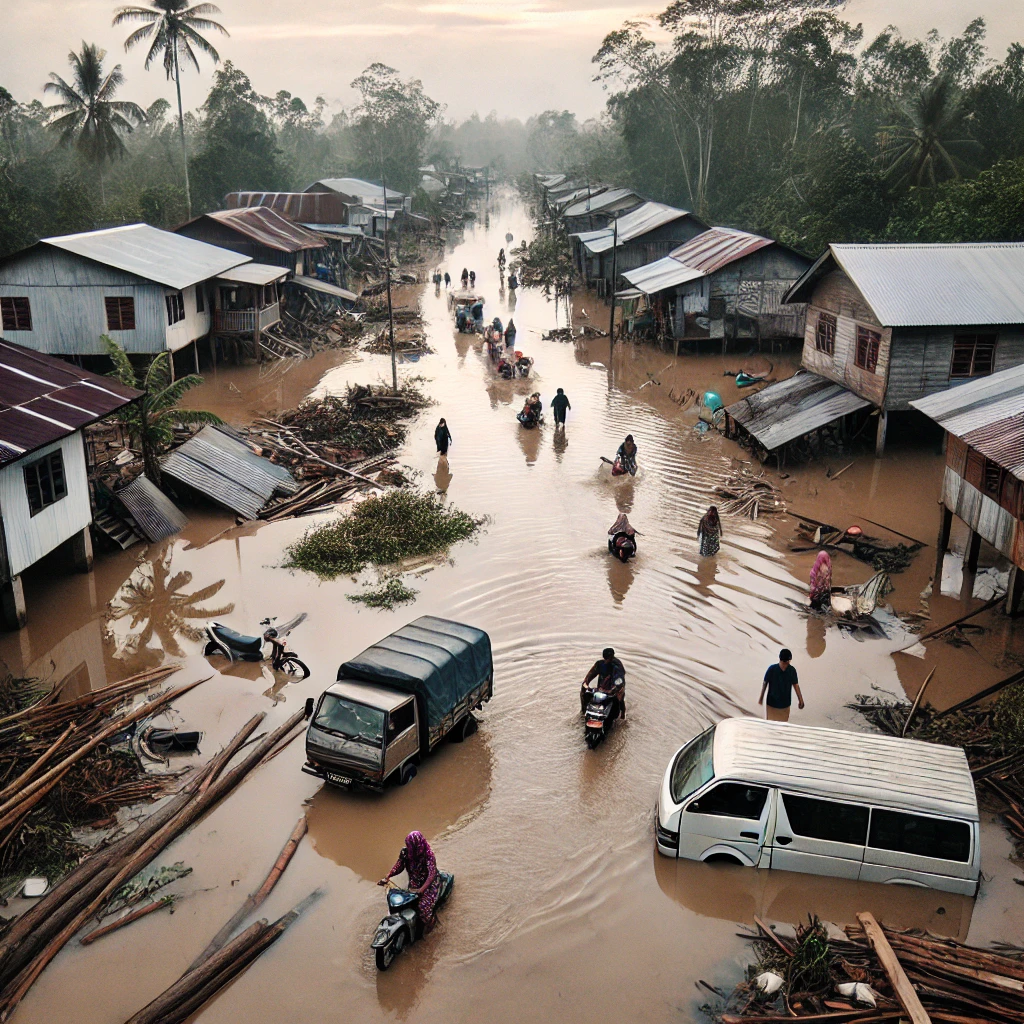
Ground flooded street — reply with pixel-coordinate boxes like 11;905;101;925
5;194;1023;1023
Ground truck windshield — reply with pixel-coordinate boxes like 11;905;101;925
671;726;715;804
314;695;385;746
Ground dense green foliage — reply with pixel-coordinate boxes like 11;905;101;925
347;576;419;610
587;5;1024;248
284;490;480;580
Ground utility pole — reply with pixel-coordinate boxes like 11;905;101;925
608;215;618;352
380;171;398;393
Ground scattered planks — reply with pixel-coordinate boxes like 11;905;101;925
715;470;787;520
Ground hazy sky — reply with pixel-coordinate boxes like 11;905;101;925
4;0;1021;122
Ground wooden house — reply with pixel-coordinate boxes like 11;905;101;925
784;243;1024;453
571;202;709;296
0;224;250;374
622;227;811;347
0;340;139;629
910;364;1024;614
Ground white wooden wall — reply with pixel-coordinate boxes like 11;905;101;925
0;432;91;577
164;284;211;352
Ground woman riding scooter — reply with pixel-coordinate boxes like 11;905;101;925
607;513;637;562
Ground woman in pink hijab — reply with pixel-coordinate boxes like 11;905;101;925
809;551;833;611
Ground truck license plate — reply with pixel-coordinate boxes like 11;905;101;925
327;772;352;786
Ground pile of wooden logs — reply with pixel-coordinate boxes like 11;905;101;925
0;665;192;879
715;470;787;519
364;328;433;356
717;912;1024;1024
0;707;309;1020
261;308;364;359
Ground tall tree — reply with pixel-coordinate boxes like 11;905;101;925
113;0;228;217
43;42;144;198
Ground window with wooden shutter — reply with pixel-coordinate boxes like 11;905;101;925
165;292;185;325
1;297;32;331
104;297;136;331
815;312;836;355
855;325;880;373
950;333;997;378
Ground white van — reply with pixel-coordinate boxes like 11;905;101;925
656;718;980;896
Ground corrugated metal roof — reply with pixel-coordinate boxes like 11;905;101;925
622;255;703;294
202;208;327;253
115;474;189;542
552;185;603;208
225;191;352;225
307;178;404;201
578;202;698;254
805;244;1024;327
303;223;364;238
217;263;289;286
910;363;1024;436
962;415;1024;480
537;174;566;190
726;371;871;451
562;188;639;219
715;718;977;819
43;223;249;290
0;340;140;467
668;227;773;273
161;425;297;519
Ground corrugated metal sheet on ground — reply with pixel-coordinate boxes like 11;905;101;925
0;340;139;466
580;203;696;254
161;425;297;519
831;243;1024;327
115;474;189;542
203;209;327;253
43;224;248;290
668;227;773;273
217;263;289;286
715;718;977;818
293;277;358;303
623;256;703;295
562;188;638;219
726;372;871;451
910;362;1024;439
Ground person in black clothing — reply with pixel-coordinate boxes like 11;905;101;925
444;272;451;289
551;388;570;427
581;647;626;717
758;648;804;722
434;418;453;456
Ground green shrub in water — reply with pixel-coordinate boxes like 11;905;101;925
347;577;419;610
284;490;480;580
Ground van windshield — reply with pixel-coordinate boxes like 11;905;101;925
314;695;385;746
671;726;715;804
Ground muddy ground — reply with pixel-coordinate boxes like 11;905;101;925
2;192;1022;1023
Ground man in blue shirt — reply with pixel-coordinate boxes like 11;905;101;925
758;648;804;722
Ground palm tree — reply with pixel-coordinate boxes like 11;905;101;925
103;335;223;487
113;0;228;217
877;74;978;189
43;43;145;196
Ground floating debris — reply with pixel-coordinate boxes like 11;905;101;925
715;470;786;519
347;577;419;610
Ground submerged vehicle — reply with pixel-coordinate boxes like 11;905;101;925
204;614;309;678
372;872;455;970
583;682;623;748
303;616;492;790
656;718;981;896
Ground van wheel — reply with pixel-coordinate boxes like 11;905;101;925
451;715;477;743
398;763;418;786
703;853;743;865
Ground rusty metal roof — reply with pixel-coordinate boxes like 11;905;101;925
962;415;1024;480
201;208;327;253
668;227;773;273
0;340;140;466
225;191;352;226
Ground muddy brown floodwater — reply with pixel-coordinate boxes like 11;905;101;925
4;193;1024;1023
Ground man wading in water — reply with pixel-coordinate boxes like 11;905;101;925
551;388;570;428
758;648;804;722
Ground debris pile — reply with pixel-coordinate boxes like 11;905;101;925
347;577;420;610
0;707;308;1019
712;912;1024;1023
715;471;786;519
363;328;433;356
794;518;922;574
542;325;608;341
260;308;364;359
0;665;188;884
284;489;482;580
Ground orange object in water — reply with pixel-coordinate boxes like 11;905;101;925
845;525;863;537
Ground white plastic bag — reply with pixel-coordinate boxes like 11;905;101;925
837;982;877;1007
754;972;784;995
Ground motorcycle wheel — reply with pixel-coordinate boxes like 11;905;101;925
203;641;220;657
278;655;310;680
375;930;406;971
585;731;600;749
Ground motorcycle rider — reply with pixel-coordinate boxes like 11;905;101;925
581;647;626;718
378;830;442;934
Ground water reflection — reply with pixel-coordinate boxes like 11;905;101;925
606;551;635;604
693;555;718;601
552;427;568;461
654;852;973;940
516;423;542;467
806;614;827;659
375;924;442;1020
613;476;635;515
433;456;453;494
105;546;233;660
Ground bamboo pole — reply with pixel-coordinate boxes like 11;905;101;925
902;667;937;736
0;724;76;803
79;897;174;946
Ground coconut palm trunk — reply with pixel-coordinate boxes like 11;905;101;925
172;38;192;217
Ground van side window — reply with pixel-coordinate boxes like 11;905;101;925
387;701;416;741
688;783;767;819
782;794;869;845
869;809;971;862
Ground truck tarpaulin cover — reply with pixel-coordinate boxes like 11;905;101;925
339;616;492;729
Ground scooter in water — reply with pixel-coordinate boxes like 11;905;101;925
582;682;624;748
372;874;455;970
203;614;310;678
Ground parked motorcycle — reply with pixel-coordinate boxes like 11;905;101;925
203;614;310;679
372;873;455;970
582;682;623;748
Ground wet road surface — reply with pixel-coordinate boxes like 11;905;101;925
5;193;1024;1023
